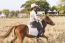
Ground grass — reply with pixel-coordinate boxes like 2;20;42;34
0;16;65;43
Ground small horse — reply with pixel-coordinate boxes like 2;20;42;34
0;16;55;43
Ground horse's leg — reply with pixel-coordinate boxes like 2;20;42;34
15;28;23;43
43;34;48;42
42;31;48;41
0;37;4;43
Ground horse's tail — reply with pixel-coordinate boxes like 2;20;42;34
0;26;16;38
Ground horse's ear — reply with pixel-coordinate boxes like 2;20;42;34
45;15;49;18
45;15;48;17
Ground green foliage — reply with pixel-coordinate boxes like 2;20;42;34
21;0;49;14
51;6;57;11
60;0;65;2
15;10;19;14
10;11;15;15
35;1;49;10
2;9;10;17
20;9;30;14
60;6;65;11
57;6;65;13
15;10;20;17
0;11;2;14
3;9;9;15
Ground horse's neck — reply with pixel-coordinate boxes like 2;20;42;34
41;20;47;29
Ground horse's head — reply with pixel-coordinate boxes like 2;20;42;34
42;16;55;26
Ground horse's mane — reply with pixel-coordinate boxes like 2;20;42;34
41;15;51;24
41;16;49;21
45;15;50;19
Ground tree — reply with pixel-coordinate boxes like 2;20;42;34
0;11;2;14
10;11;16;17
15;10;20;17
60;0;65;2
51;6;57;11
2;9;10;18
21;0;49;14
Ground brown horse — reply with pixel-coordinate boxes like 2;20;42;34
0;16;55;43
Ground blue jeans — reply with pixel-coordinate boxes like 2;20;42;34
31;21;43;37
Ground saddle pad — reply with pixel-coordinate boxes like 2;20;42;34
28;25;38;36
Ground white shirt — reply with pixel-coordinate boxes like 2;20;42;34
29;10;40;23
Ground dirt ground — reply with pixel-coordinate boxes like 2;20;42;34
0;16;65;43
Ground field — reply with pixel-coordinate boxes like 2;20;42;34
0;16;65;43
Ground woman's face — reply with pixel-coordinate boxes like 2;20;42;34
33;8;38;12
33;8;37;11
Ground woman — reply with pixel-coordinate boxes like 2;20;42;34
29;3;43;38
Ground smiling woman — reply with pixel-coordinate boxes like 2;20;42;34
0;0;27;11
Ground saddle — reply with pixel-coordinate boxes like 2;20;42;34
27;21;43;37
27;25;38;36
